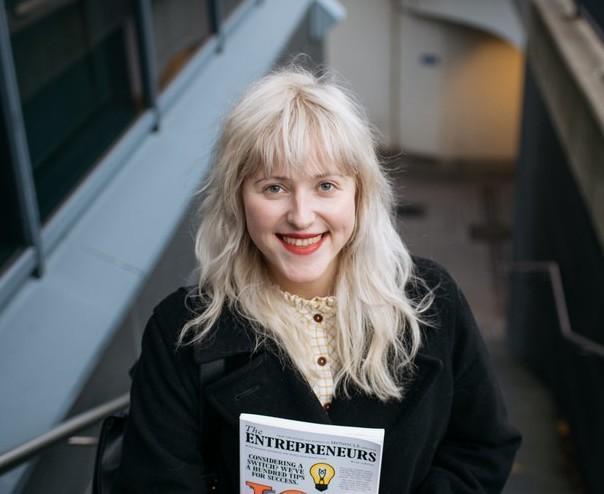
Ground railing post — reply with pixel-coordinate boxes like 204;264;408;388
0;0;45;277
208;0;225;53
135;0;160;130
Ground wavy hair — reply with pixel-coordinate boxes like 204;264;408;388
180;66;432;400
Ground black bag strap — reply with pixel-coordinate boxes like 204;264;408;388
198;358;226;491
93;413;126;494
93;358;226;494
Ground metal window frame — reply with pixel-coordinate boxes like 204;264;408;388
135;0;160;128
0;0;261;310
208;0;225;51
0;0;44;279
158;0;259;111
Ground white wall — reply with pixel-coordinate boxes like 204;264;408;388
325;0;394;146
396;12;445;156
326;1;524;162
441;25;524;160
397;13;524;160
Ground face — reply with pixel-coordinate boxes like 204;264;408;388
242;165;356;298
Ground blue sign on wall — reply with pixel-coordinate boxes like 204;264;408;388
419;53;441;66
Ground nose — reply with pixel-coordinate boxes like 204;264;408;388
286;191;315;230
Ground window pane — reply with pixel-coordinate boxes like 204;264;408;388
7;0;144;221
582;1;604;35
222;0;245;21
0;102;25;273
152;0;212;89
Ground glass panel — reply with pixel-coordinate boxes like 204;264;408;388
152;0;212;89
222;0;245;21
0;100;25;273
579;0;604;36
582;1;604;36
6;0;144;222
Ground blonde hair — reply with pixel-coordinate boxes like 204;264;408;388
181;66;432;401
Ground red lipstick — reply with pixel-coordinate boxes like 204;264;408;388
277;233;327;255
278;233;323;239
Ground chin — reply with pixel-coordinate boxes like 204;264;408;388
283;273;324;285
279;266;329;285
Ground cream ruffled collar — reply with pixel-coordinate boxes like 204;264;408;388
279;289;336;312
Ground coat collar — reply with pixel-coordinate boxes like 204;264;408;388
328;352;443;447
194;306;444;437
192;306;256;363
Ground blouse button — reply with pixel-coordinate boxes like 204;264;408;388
313;313;323;323
317;356;327;366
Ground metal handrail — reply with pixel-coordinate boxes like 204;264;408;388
564;1;604;41
0;393;129;475
506;261;604;359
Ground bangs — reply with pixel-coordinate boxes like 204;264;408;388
240;91;362;180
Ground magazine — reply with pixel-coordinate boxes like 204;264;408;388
240;413;384;494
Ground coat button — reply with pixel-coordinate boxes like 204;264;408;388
317;356;327;366
313;313;323;323
324;402;332;411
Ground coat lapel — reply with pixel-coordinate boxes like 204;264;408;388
205;349;332;427
196;307;444;438
193;308;255;363
328;352;444;444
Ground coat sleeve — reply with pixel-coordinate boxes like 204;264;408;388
115;311;210;493
415;270;521;493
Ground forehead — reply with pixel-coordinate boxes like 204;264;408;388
249;163;348;181
246;144;355;180
235;101;366;186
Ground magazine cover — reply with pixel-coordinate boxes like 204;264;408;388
240;413;384;494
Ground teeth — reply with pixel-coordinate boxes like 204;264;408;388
281;234;323;247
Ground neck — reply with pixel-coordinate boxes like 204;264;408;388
269;263;337;299
277;281;333;299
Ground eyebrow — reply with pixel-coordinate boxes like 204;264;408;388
254;172;344;184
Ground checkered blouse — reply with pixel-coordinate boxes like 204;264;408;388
280;290;339;409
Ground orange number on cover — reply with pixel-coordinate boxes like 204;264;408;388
245;482;274;494
245;481;307;494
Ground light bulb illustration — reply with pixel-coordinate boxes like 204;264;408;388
309;463;336;492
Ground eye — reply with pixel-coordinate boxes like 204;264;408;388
264;184;285;194
319;182;336;192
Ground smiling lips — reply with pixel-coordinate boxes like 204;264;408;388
277;233;327;255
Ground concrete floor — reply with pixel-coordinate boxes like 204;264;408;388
390;161;582;494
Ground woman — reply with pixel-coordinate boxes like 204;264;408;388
116;67;521;493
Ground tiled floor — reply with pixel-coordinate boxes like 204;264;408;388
390;160;581;493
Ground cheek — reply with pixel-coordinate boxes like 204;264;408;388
243;197;277;242
339;194;357;239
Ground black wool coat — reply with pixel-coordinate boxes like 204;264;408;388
116;258;521;493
